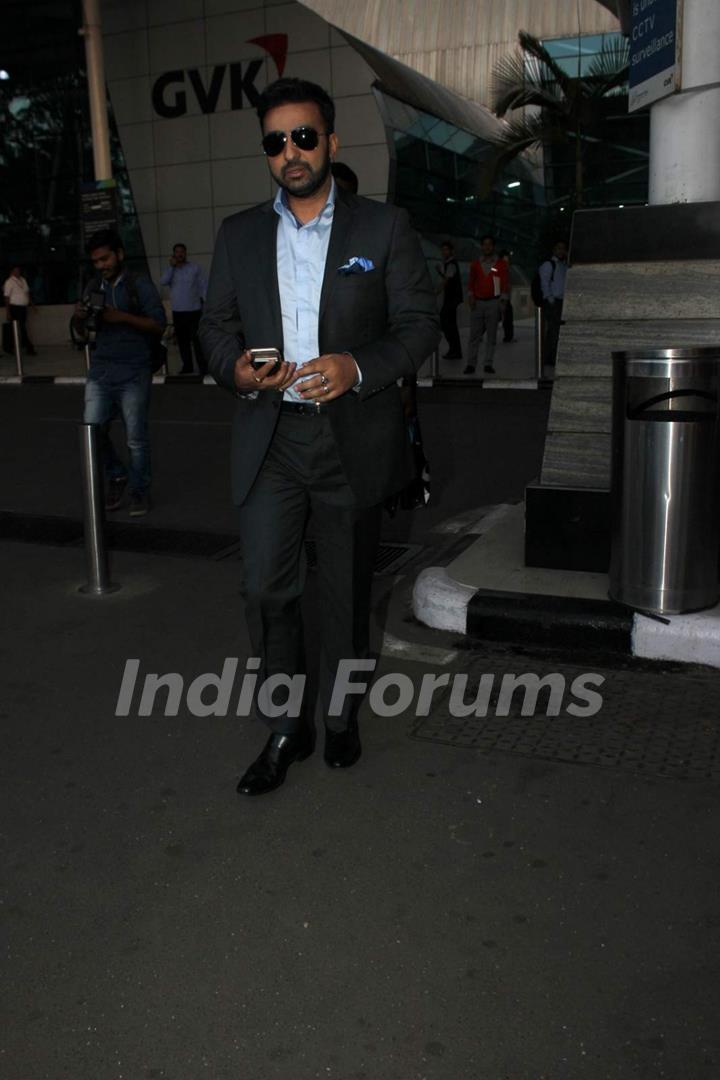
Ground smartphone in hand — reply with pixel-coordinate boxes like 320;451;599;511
249;347;282;377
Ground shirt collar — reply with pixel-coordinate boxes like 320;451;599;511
102;273;124;289
273;178;336;228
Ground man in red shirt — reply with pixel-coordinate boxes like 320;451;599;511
464;234;509;375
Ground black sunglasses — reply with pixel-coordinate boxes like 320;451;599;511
261;126;329;157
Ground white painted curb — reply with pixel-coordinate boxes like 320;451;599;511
633;605;720;670
412;566;477;634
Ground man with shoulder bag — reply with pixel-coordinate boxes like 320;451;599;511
72;230;166;517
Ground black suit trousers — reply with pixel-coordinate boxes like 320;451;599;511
543;299;564;366
440;301;462;357
237;409;382;736
9;305;33;349
173;309;206;373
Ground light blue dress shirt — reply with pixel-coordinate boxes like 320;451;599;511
159;261;207;312
539;256;567;303
274;180;337;402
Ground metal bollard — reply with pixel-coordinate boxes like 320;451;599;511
430;347;440;380
12;319;23;377
78;423;119;595
534;306;544;379
84;344;91;373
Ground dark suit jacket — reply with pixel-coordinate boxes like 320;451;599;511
199;187;440;507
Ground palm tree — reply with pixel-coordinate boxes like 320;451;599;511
490;31;629;206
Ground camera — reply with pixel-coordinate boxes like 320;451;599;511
81;286;106;336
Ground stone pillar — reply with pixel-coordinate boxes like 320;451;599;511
649;0;720;204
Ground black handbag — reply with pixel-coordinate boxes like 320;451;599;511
384;413;431;516
399;416;431;510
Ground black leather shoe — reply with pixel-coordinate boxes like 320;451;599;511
236;730;314;796
324;722;362;769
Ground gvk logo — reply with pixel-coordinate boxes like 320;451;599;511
151;33;288;118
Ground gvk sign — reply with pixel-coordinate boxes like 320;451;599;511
628;0;682;112
151;34;288;118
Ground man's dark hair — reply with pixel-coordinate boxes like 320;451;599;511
85;229;123;256
441;240;454;250
257;77;335;133
480;234;495;244
173;242;187;251
331;161;358;193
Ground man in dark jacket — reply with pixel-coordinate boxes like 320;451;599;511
200;77;440;796
436;241;463;359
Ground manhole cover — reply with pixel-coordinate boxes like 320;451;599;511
410;654;720;782
216;539;421;576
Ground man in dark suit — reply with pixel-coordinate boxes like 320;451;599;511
200;78;439;796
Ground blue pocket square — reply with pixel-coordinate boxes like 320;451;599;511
338;256;375;274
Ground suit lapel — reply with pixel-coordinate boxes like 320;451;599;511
257;204;284;349
319;191;356;324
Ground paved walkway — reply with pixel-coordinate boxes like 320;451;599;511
3;376;719;1079
2;537;719;1079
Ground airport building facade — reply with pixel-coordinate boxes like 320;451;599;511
2;0;638;308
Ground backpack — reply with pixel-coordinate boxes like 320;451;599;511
530;259;555;308
123;272;168;373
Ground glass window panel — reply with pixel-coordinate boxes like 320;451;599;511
578;34;604;53
0;0;147;303
444;129;476;155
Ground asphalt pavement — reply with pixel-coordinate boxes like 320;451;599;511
2;382;719;1080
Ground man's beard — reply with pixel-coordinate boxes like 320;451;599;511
274;153;331;199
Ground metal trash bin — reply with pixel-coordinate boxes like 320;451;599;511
609;347;720;615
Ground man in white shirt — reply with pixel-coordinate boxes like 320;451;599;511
160;244;207;374
3;266;37;355
539;240;568;367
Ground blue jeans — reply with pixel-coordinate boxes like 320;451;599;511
84;372;152;495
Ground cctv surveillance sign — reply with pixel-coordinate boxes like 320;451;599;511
628;0;682;112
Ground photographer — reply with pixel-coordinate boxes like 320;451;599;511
73;230;165;517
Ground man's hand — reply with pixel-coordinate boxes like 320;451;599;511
233;349;297;393
100;306;128;325
292;353;359;402
74;302;89;320
168;256;177;267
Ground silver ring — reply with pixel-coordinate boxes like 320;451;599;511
320;373;328;386
254;375;262;383
323;384;329;393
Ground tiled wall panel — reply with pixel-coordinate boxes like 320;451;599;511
105;0;389;276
